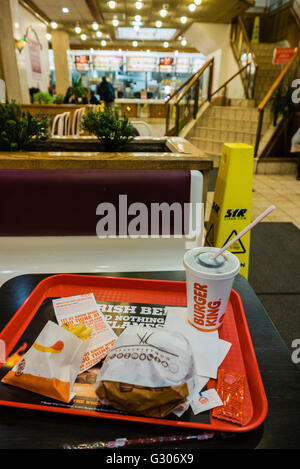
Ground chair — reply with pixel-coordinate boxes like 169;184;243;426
51;112;71;137
51;113;64;136
71;108;85;136
131;121;152;136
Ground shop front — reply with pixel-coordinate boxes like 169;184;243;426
49;49;206;118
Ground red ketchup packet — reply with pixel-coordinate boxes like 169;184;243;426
212;369;245;425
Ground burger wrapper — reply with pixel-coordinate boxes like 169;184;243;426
2;321;87;403
95;325;196;417
96;381;189;418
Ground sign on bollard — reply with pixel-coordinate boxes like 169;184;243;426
204;143;254;279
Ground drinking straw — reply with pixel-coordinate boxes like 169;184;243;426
63;431;236;449
212;205;276;260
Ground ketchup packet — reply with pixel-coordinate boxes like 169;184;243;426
211;368;245;425
2;321;91;403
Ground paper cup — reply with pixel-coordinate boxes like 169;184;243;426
183;247;240;332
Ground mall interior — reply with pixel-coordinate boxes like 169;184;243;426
0;0;299;450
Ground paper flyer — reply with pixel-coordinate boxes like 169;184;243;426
53;293;117;372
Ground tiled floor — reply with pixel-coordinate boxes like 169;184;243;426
206;174;300;229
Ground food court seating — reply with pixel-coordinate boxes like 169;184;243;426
0;169;204;286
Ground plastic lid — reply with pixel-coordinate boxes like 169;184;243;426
183;247;240;280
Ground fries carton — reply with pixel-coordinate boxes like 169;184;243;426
2;321;92;403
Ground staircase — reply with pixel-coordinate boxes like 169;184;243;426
185;43;283;164
252;43;283;104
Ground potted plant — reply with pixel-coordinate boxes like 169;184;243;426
0;101;50;151
33;91;54;105
71;76;88;104
81;106;135;151
53;94;65;104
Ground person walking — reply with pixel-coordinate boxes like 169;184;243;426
96;76;115;108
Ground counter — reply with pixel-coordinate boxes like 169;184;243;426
115;98;167;118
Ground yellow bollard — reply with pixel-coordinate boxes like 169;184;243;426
205;143;254;279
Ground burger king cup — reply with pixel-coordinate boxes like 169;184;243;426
183;247;240;332
183;205;277;332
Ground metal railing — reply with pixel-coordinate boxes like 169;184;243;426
165;57;214;136
230;16;258;99
254;47;300;157
210;61;256;103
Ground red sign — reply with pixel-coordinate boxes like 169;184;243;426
28;38;42;80
273;47;297;64
75;55;89;70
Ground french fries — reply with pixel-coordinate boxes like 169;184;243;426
61;321;93;341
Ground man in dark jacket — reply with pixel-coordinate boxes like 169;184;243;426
96;76;115;107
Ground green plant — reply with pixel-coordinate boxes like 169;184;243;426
81;107;135;151
71;76;88;104
53;93;64;104
0;101;50;151
33;91;54;105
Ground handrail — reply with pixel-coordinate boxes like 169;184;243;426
230;16;259;99
165;57;214;136
258;47;300;111
210;61;254;98
237;16;258;68
165;72;196;104
174;57;214;105
254;46;300;158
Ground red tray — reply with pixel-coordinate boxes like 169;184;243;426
0;274;268;432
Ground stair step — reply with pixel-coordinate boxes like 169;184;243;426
189;134;257;153
206;106;259;121
194;126;257;140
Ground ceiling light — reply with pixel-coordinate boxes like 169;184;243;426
118;48;122;52
112;19;119;27
135;15;141;21
50;22;58;29
194;0;202;4
62;7;69;14
146;49;150;53
108;1;116;8
155;20;162;28
188;3;196;11
81;34;87;40
132;40;138;47
181;38;187;46
174;50;179;56
96;30;102;38
92;22;99;30
159;9;167;17
90;48;94;52
101;40;107;46
133;25;140;31
135;2;143;9
163;41;169;48
180;16;187;23
46;33;52;41
75;26;81;34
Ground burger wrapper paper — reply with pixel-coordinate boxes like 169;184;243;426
2;321;87;403
95;325;197;417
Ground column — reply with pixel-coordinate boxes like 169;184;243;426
0;0;23;102
51;30;71;96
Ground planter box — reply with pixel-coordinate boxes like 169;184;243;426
0;138;170;153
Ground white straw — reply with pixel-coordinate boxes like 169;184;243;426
212;205;276;260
